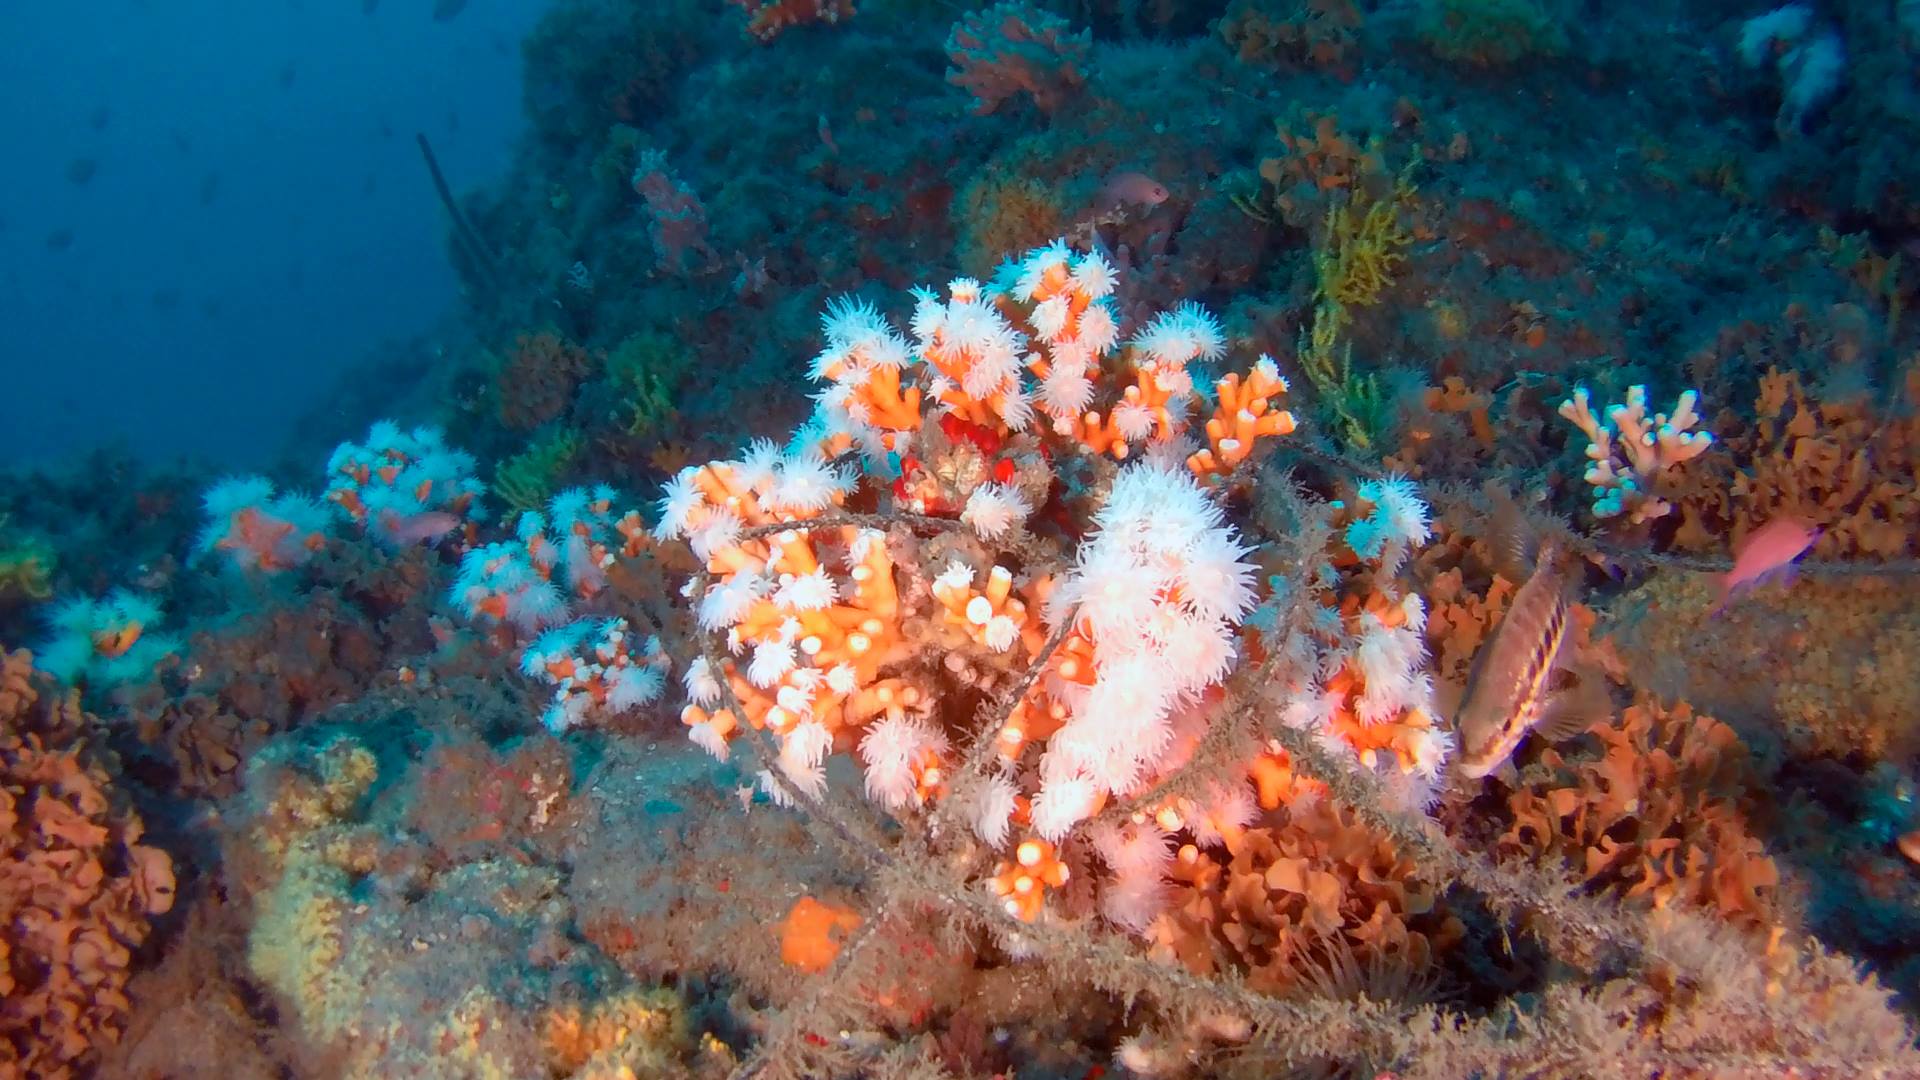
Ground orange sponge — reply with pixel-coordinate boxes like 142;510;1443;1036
778;895;863;973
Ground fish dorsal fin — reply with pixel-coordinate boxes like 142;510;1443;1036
1484;482;1539;581
1532;675;1612;743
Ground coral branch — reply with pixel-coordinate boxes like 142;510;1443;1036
1559;384;1715;524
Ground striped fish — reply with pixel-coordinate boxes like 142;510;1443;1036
1453;540;1606;780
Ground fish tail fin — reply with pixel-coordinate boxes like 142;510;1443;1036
1708;572;1734;616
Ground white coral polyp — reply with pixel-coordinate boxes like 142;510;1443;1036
1031;773;1103;842
970;773;1019;848
1037;462;1258;827
859;712;947;809
962;482;1031;539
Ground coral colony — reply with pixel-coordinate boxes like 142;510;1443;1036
10;1;1920;1077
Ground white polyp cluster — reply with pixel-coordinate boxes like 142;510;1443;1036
1032;461;1258;840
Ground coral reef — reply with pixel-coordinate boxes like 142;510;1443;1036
231;727;718;1077
1;649;175;1079
494;425;584;518
496;331;596;431
954;171;1068;279
1152;799;1463;996
1671;365;1920;559
34;589;181;688
197;477;331;574
16;0;1920;1074
1500;695;1781;928
1415;0;1567;68
130;590;393;799
1608;571;1920;763
631;149;714;273
605;330;693;439
945;3;1092;117
730;0;853;43
0;516;54;604
627;241;1915;1075
1559;384;1716;525
1217;0;1363;74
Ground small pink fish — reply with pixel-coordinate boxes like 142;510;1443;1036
380;509;462;547
1099;171;1170;209
1714;517;1819;612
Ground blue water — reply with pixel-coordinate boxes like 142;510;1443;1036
0;1;542;468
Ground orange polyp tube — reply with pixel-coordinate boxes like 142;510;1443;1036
925;346;965;385
846;679;906;723
1217;373;1243;409
799;611;847;651
1078;412;1121;458
735;602;787;640
936;588;971;619
985;566;1013;607
1234;409;1257;449
862;366;924;430
773;534;819;576
856;554;898;616
694;464;744;505
708;544;763;578
814;604;868;631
